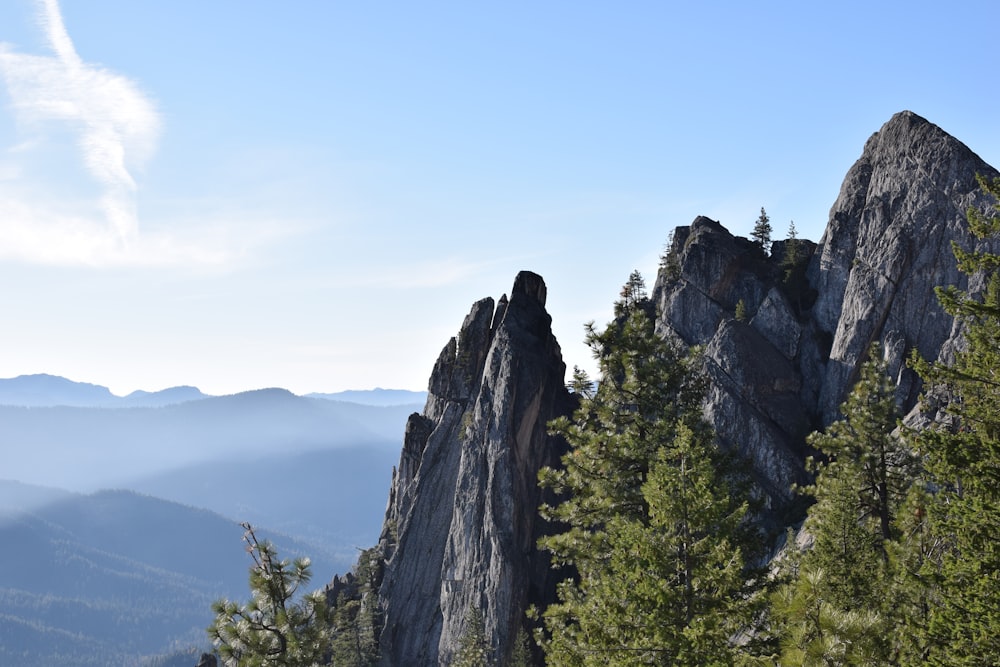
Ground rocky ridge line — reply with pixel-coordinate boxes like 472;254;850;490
652;110;999;517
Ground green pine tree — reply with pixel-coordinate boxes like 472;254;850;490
537;273;766;665
751;207;772;255
810;345;913;552
329;548;380;666
772;565;885;666
208;524;331;667
507;626;533;667
885;484;939;665
783;220;800;268
909;174;1000;664
773;348;913;664
617;268;648;316
735;298;748;322
453;606;492;667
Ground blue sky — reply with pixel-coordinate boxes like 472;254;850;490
0;0;996;396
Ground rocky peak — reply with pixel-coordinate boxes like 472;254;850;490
808;110;999;422
651;111;999;517
654;218;816;512
374;271;572;666
333;112;998;664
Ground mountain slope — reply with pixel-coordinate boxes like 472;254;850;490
0;482;337;666
130;445;399;565
0;373;117;407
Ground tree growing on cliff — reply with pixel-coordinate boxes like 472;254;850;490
773;348;915;664
909;174;1000;664
783;220;800;267
452;606;491;667
537;273;766;665
752;207;772;255
329;548;380;666
617;269;648;315
208;523;330;667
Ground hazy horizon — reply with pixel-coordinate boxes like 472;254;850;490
0;1;996;397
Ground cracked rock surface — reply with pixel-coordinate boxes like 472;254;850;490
374;271;573;666
336;111;1000;665
653;111;999;516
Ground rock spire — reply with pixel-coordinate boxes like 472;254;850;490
375;271;573;666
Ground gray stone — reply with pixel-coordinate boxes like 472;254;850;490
751;288;802;360
338;110;1000;665
652;111;999;516
808;110;999;422
374;271;572;667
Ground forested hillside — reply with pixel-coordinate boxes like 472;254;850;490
0;485;337;666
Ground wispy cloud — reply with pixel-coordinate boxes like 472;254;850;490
0;0;199;265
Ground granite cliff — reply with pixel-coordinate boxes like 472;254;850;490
370;271;573;666
328;111;998;665
652;111;998;517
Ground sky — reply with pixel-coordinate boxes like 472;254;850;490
0;0;996;397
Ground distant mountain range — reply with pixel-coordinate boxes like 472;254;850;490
0;480;339;666
0;383;412;570
130;444;400;567
0;373;427;408
0;374;419;664
0;386;418;492
307;388;428;406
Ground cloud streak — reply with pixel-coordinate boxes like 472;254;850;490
0;0;163;262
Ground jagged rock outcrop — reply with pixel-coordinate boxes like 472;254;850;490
373;271;573;666
808;110;999;422
331;111;999;665
653;218;817;510
652;111;999;516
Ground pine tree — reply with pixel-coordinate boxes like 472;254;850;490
780;219;811;312
810;345;913;551
772;566;885;666
329;548;380;666
507;626;533;667
208;524;331;667
751;207;772;255
617;269;647;316
537;273;765;665
734;298;748;322
910;174;1000;664
773;348;913;664
783;220;800;267
885;484;940;665
453;606;491;667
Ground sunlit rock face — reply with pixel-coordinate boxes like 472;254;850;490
652;111;999;518
653;216;816;513
375;271;573;667
808;110;999;423
349;112;1000;665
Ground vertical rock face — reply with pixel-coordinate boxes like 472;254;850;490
375;271;572;666
652;111;999;516
808;110;999;422
653;218;816;510
342;111;998;664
